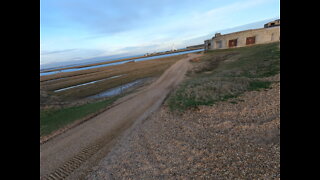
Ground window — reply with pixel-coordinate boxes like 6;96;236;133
246;36;256;45
228;39;237;47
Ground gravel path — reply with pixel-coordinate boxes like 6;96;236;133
86;74;280;179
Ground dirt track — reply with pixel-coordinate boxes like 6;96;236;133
40;53;202;180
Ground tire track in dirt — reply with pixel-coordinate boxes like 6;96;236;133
40;53;202;180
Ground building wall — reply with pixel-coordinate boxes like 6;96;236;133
187;44;205;49
264;19;280;28
204;40;210;51
207;26;280;50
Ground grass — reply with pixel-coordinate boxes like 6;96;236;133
40;95;121;137
248;81;273;91
40;54;188;137
41;54;187;101
167;42;280;111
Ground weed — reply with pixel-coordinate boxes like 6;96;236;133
41;54;187;101
40;54;187;137
248;81;272;91
167;42;280;111
40;95;120;137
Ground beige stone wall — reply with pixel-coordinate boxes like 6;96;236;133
264;19;280;28
208;26;280;50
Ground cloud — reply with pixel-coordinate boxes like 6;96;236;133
43;0;176;34
119;44;159;52
118;0;270;41
41;0;219;35
40;49;77;55
40;48;106;65
40;0;279;66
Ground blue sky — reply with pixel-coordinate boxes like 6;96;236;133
40;0;280;66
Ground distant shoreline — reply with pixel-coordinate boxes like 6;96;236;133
40;47;203;74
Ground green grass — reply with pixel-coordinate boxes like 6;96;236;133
248;81;273;91
40;54;186;138
167;42;280;111
40;96;120;137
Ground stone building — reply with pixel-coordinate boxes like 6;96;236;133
264;19;280;28
204;39;211;51
204;19;280;51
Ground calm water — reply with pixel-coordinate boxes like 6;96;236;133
40;49;203;76
87;78;146;99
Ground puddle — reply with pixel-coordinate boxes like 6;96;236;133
54;75;124;92
87;78;147;99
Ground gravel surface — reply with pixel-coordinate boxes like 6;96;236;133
86;74;280;179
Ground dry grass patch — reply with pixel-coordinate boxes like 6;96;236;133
167;42;280;111
41;54;187;101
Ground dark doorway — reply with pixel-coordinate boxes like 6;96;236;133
216;41;222;48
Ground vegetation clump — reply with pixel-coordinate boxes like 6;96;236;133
167;42;280;111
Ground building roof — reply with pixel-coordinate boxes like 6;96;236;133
211;25;280;40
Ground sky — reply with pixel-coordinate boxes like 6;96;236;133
40;0;280;67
